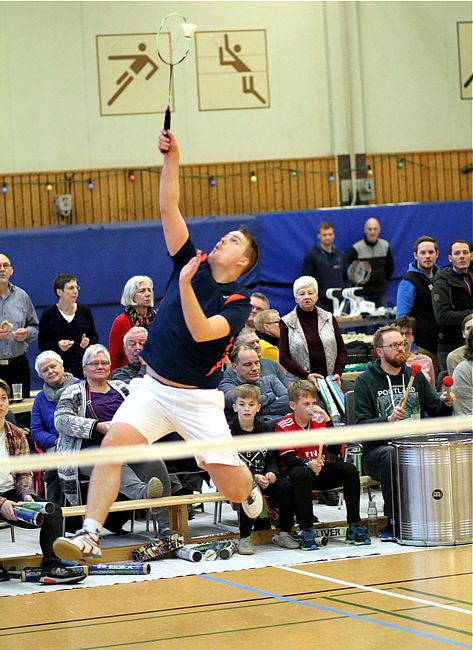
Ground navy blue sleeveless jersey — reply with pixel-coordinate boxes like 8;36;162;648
141;238;251;388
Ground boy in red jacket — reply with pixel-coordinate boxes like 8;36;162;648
276;380;370;550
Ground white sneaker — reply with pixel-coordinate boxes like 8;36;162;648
241;482;263;519
272;531;300;550
53;529;102;562
238;536;255;555
146;477;164;500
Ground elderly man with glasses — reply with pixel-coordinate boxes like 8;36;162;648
353;325;455;542
0;253;39;398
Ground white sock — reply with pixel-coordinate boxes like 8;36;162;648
83;518;102;536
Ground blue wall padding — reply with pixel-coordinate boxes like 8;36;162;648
0;200;471;389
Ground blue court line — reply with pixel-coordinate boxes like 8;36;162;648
199;574;471;649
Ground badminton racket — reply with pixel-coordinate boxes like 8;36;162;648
156;13;195;150
347;260;372;285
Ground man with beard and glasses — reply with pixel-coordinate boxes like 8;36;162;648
354;326;455;542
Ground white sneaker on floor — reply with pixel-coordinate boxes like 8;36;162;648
53;529;102;562
241;482;263;519
238;536;255;555
272;531;300;550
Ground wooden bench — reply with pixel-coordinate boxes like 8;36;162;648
61;492;228;543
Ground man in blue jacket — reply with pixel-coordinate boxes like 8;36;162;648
301;221;347;312
396;236;439;374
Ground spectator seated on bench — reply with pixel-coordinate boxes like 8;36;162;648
54;344;171;534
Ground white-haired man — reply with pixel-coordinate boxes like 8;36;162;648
111;326;148;383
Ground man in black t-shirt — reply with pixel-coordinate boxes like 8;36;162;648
54;130;263;562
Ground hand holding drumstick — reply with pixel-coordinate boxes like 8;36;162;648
389;363;422;422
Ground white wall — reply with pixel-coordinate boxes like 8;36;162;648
0;0;471;172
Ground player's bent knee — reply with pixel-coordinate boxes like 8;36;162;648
102;422;148;448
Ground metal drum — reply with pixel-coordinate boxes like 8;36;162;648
391;433;472;546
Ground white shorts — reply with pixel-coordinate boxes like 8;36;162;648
111;374;240;468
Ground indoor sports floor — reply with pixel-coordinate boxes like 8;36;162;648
1;544;471;649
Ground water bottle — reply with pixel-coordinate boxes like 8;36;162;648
307;407;325;423
367;499;379;537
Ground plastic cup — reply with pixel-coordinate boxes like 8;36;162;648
12;383;22;400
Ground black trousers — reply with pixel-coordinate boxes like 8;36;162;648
0;489;62;564
0;354;31;397
287;462;361;530
239;475;294;537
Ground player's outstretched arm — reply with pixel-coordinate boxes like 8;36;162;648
158;129;189;256
179;249;231;342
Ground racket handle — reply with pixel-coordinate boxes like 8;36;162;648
159;107;172;154
164;106;171;132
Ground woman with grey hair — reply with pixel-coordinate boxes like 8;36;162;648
108;275;156;371
279;275;347;385
31;350;79;503
55;344;172;535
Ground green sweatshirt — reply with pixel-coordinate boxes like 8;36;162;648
354;359;452;454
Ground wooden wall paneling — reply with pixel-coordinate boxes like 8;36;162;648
0;175;13;229
278;160;290;211
409;153;422;203
17;176;29;227
144;169;154;220
301;160;313;208
117;169;129;221
1;149;471;229
37;174;49;227
72;171;83;225
394;156;406;204
231;163;243;215
88;171;100;224
379;156;391;204
263;161;275;214
130;169;141;221
28;174;39;227
294;161;305;210
322;159;332;207
249;161;261;214
446;152;459;201
439;152;449;201
107;170;119;221
458;150;473;200
427;153;438;201
179;163;192;217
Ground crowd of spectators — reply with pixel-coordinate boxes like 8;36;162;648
0;228;471;566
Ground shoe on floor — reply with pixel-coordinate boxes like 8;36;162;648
0;564;10;582
238;536;255;555
273;531;300;550
147;477;164;500
318;490;340;507
299;529;319;551
53;529;102;562
345;524;371;545
39;564;87;585
241;482;263;519
380;526;397;542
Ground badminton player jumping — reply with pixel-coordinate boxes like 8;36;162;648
54;129;262;561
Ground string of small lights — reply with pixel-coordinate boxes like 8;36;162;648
1;158;470;195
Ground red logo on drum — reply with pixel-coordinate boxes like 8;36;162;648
432;489;443;500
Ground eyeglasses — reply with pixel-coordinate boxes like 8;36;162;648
377;342;407;350
64;285;80;291
85;360;111;368
0;263;11;268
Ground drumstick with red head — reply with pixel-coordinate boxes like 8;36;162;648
399;363;422;410
442;375;454;396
